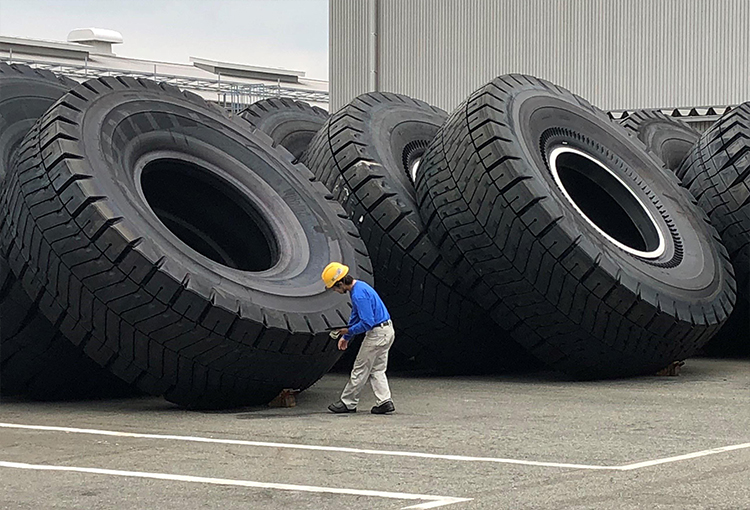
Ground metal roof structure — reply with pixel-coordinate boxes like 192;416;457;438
0;32;329;113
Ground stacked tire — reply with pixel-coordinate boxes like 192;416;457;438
676;103;750;355
300;92;524;372
0;64;135;399
621;107;749;355
239;97;329;159
1;70;372;408
619;109;700;172
412;75;734;377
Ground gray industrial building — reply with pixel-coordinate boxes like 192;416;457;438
330;0;750;128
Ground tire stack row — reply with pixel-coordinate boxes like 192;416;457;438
1;65;747;409
299;74;746;379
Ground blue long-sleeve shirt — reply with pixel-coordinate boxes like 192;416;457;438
344;280;391;340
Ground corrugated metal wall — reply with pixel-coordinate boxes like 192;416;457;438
330;0;750;113
330;0;370;111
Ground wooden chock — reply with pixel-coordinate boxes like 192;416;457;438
655;360;685;376
268;389;298;408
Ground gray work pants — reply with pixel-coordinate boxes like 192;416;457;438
340;323;395;409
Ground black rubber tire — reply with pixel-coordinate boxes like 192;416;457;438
416;74;736;378
0;63;77;180
0;63;137;399
239;98;328;159
0;76;372;409
301;92;521;371
1;257;136;399
620;110;700;172
677;103;750;355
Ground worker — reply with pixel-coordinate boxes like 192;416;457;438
321;262;396;415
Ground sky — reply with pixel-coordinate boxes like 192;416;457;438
0;0;329;80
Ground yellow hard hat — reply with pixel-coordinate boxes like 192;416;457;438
322;262;349;288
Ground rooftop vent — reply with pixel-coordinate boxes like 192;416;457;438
67;28;123;55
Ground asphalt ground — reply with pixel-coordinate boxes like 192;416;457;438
1;356;749;509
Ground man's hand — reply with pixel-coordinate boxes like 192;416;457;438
337;328;349;336
337;338;349;351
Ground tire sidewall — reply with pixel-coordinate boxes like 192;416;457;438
359;100;447;206
74;90;362;313
507;87;724;300
635;118;699;171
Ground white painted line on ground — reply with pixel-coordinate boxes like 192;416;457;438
0;422;611;470
615;442;750;471
2;422;749;472
0;460;471;509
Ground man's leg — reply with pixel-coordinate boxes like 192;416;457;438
369;325;395;406
340;330;379;409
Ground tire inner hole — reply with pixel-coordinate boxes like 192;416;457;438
402;140;429;185
141;159;278;271
551;148;661;254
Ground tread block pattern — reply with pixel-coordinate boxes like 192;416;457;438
0;256;136;398
0;63;138;399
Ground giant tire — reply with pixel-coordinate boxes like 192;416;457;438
416;74;735;378
0;63;135;398
301;92;518;370
240;98;328;159
619;110;700;172
0;76;372;409
677;103;750;355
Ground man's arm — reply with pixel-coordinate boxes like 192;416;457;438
341;306;359;339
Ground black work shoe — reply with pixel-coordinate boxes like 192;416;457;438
328;401;356;413
371;401;395;414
